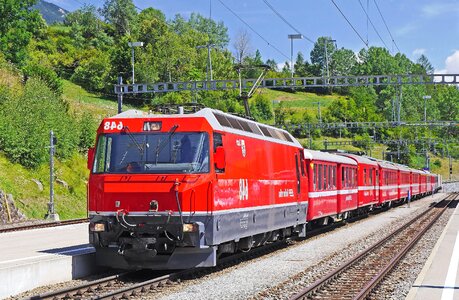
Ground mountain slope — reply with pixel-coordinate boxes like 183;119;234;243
33;0;68;24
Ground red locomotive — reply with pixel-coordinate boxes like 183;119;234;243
87;108;441;270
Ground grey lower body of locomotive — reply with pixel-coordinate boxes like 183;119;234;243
89;202;308;269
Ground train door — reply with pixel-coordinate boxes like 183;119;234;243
299;150;308;202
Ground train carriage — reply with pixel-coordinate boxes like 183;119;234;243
410;169;422;199
87;108;308;270
338;154;379;208
374;160;399;205
304;150;358;222
420;171;428;195
397;164;411;201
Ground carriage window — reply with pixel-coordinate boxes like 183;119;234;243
370;169;373;185
334;166;337;188
313;164;317;190
324;165;328;190
319;164;323;191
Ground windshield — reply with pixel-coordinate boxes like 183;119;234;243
93;132;210;174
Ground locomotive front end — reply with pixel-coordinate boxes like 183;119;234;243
87;111;216;270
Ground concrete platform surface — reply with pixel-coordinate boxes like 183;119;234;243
0;223;96;299
407;199;459;300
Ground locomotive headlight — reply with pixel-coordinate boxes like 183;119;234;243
89;222;106;232
182;223;199;233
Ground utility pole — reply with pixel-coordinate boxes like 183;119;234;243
313;101;322;123
117;76;123;113
46;130;59;221
196;44;216;82
423;95;431;123
323;38;336;80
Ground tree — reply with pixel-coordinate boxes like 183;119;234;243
310;36;337;76
294;52;312;77
100;0;137;37
0;0;45;65
416;54;434;74
233;29;252;64
65;4;113;50
330;48;357;76
182;13;229;48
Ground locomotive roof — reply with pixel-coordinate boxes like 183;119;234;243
303;150;357;165
108;108;302;148
336;153;378;166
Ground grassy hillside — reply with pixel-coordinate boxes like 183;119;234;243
1;80;457;221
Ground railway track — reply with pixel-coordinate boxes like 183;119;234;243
0;218;88;233
289;192;458;300
24;236;290;299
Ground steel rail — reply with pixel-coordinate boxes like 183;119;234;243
353;193;458;300
289;192;457;300
22;272;131;300
0;218;88;234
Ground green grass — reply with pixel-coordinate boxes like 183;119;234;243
0;152;88;219
259;89;345;112
62;80;134;119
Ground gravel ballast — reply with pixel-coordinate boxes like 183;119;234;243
151;193;447;300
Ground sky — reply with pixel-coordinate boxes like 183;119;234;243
48;0;459;74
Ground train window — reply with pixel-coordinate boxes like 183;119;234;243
319;164;323;191
214;113;232;128
333;166;337;188
376;170;379;185
370;169;373;185
312;165;317;191
227;117;244;131
238;119;253;133
328;165;332;189
259;125;272;137
93;135;109;173
363;169;367;185
324;165;328;190
282;132;295;142
248;122;263;136
342;167;345;187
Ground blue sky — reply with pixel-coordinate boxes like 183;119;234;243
49;0;459;74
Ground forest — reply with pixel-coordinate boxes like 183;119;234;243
0;0;458;175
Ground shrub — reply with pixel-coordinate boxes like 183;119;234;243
22;63;63;96
0;78;78;168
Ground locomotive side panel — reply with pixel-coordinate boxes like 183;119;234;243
210;131;307;245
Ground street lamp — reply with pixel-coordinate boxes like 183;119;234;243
423;95;431;123
288;34;303;78
128;41;144;84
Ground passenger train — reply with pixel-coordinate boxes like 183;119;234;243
87;108;441;270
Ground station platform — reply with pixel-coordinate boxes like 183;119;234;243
0;223;97;299
407;199;459;300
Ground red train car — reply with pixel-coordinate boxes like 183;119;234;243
304;150;357;223
338;154;379;209
411;169;422;199
397;164;411;201
420;171;428;195
375;160;399;205
87;109;308;269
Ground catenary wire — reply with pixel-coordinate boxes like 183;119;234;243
330;0;369;48
357;0;389;50
261;0;314;44
372;0;401;53
216;0;290;61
